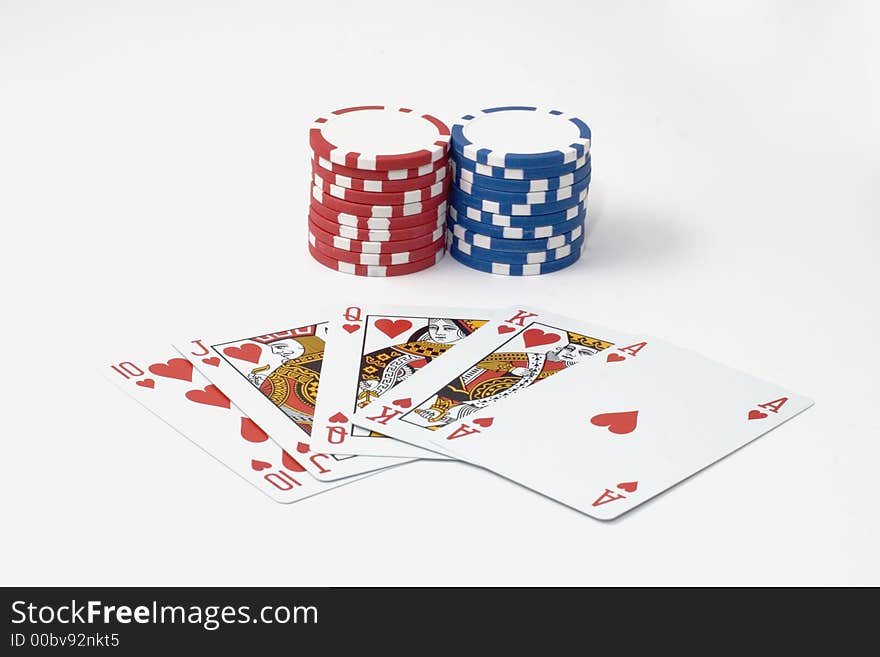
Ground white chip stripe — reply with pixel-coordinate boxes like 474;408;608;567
313;206;447;229
451;242;585;275
309;232;437;265
452;224;583;251
313;162;447;192
320;171;354;187
403;180;445;203
563;225;583;244
312;186;447;218
336;216;438;229
454;178;578;204
450;221;583;246
463;144;584;169
466;153;590;180
319;224;445;252
511;187;587;216
447;235;579;264
448;204;586;237
514;262;539;274
456;166;577;192
460;198;586;226
314;155;440;180
312;217;446;245
313;174;448;203
325;144;446;171
324;248;444;275
462;186;588;216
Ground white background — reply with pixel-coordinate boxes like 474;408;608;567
2;1;877;586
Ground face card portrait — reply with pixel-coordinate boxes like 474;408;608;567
174;322;412;482
310;305;488;458
355;307;636;454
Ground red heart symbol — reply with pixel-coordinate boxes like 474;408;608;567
296;441;310;454
748;410;768;420
342;324;360;334
251;459;271;472
136;378;155;389
606;353;625;363
281;450;306;473
392;397;412;409
497;325;516;335
185;384;231;409
329;412;348;423
374;318;413;339
522;328;561;349
590;410;639;435
240;417;268;443
202;356;220;367
617;481;638;493
223;343;262;364
148;357;193;382
472;417;493;428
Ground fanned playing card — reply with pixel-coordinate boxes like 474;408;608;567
310;305;490;458
173;321;412;481
355;306;636;454
422;337;813;519
104;348;384;502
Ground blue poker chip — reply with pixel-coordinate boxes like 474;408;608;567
453;151;590;180
449;198;588;228
452;158;591;193
448;218;584;252
452;170;591;206
448;206;585;239
451;107;591;169
449;240;584;275
451;179;589;217
448;231;585;265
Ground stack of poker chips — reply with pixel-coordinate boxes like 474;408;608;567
446;106;592;275
308;106;451;276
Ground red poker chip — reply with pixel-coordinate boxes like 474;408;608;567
309;198;447;229
309;230;445;265
312;184;447;218
311;159;448;193
310;197;446;229
312;154;448;182
308;241;445;276
308;214;445;252
309;106;450;171
311;169;450;205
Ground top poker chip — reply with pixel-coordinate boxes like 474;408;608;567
451;106;591;169
310;106;451;171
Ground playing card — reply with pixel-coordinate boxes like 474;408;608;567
104;348;384;503
424;338;814;519
172;322;412;481
310;305;490;458
355;306;635;453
